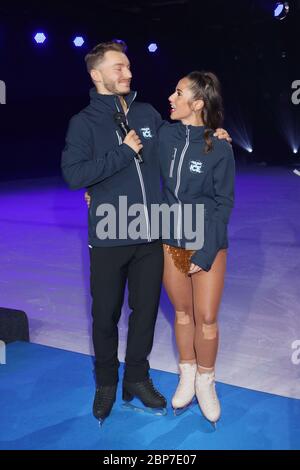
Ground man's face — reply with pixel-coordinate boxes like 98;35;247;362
92;51;132;95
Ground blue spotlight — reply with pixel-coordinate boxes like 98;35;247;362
112;39;127;51
246;147;253;153
73;36;85;47
293;148;298;154
148;43;158;53
274;2;289;20
274;2;284;16
34;32;46;44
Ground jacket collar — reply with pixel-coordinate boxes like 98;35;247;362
89;87;137;113
175;122;206;141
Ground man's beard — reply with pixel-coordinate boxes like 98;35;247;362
103;79;130;96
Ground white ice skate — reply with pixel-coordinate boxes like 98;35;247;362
172;363;197;415
195;370;221;427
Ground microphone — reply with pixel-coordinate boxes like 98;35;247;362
114;112;143;163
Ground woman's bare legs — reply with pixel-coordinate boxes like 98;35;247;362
163;245;195;363
191;249;227;424
191;249;227;373
163;245;197;410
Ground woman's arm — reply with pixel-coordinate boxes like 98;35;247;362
190;145;235;272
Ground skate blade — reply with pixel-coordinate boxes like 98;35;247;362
173;397;197;416
173;404;192;416
202;416;219;431
122;401;167;416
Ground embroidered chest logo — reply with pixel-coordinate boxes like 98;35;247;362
189;160;204;174
140;127;153;138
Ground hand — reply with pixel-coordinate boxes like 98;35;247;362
188;263;202;275
123;129;143;154
84;191;91;208
214;128;232;143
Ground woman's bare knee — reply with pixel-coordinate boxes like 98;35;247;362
175;309;193;325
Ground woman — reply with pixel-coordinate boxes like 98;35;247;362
85;71;234;425
160;71;235;425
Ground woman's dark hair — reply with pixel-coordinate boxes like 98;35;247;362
186;71;224;153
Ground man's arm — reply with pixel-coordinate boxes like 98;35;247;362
61;114;137;190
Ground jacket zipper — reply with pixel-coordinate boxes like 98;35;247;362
174;126;190;246
115;94;151;242
169;147;178;178
116;130;122;145
134;160;151;241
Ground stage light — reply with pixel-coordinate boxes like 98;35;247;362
73;36;84;47
277;104;299;154
274;2;284;16
148;43;158;53
34;32;46;44
112;39;127;51
274;2;289;20
228;132;253;154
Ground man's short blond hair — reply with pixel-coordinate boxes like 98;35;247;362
84;41;127;73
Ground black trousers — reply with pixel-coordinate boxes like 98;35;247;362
90;240;163;386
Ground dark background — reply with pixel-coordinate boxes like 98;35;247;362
0;0;299;179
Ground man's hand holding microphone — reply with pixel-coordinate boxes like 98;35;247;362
123;129;143;156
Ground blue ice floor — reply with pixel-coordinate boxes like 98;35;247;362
0;342;299;450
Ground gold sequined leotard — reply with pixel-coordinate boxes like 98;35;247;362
163;244;196;275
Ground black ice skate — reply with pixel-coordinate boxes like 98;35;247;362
122;377;167;416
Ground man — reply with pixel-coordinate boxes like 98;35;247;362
62;41;230;423
62;41;166;423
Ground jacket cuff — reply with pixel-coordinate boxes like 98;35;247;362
119;143;138;160
190;251;213;272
